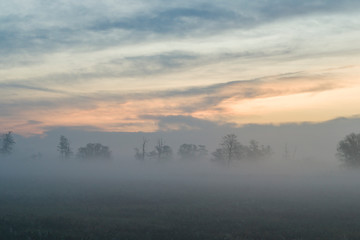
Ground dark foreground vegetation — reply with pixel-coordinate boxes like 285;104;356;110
1;162;360;240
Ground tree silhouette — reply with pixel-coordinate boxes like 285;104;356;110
57;135;72;160
134;137;149;160
246;140;272;161
77;143;111;160
212;135;271;166
178;143;208;160
212;134;245;166
148;139;173;161
0;131;15;155
337;133;360;168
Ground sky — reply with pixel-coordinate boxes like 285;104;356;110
1;0;360;136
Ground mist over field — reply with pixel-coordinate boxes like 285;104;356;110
9;116;360;172
1;117;360;239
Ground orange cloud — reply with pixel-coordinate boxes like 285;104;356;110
1;69;359;136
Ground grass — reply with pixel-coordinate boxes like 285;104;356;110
1;167;360;240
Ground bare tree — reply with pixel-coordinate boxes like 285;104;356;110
57;135;72;160
155;138;165;160
0;131;15;155
282;143;296;162
134;137;149;160
337;133;360;168
148;138;173;161
212;134;244;166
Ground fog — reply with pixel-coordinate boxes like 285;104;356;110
8;117;360;173
1;117;360;239
2;117;359;197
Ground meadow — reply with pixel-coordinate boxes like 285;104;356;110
1;160;360;240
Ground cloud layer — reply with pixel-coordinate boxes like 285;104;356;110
1;0;360;135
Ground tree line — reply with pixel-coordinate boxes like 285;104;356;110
51;131;360;167
134;138;208;162
2;131;360;168
57;136;111;161
57;134;272;164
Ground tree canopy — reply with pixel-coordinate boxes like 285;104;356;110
337;133;360;167
178;144;208;160
57;135;72;160
0;131;15;155
77;143;111;160
212;134;245;166
148;139;173;161
212;134;272;166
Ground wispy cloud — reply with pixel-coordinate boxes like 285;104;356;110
1;0;359;135
0;83;64;93
0;70;353;135
90;6;241;34
2;0;359;58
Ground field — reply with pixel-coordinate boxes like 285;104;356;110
1;161;360;240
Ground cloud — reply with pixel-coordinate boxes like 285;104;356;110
1;0;359;88
1;0;359;135
143;115;236;131
1;72;343;112
2;0;359;59
252;0;360;18
90;6;243;35
109;52;200;77
0;48;317;91
44;125;103;133
89;1;360;37
0;70;349;135
27;120;42;125
0;83;64;93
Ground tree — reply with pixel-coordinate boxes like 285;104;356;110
134;137;148;160
77;143;111;160
246;140;272;161
0;131;15;155
336;133;360;167
212;134;245;166
148;139;173;161
198;145;208;157
283;143;295;162
178;143;208;160
57;135;72;160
